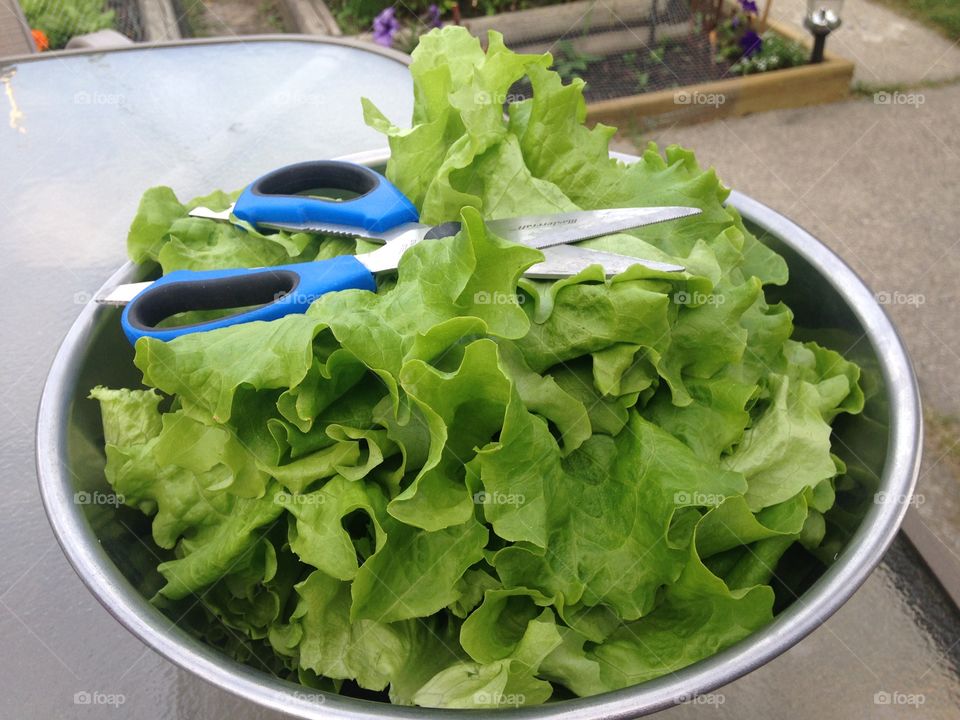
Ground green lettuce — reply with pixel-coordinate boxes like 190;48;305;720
91;26;864;708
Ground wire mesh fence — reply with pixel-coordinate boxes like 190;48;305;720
107;0;144;41
554;37;731;104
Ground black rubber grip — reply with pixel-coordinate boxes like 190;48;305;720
250;161;380;198
424;221;463;240
126;270;300;331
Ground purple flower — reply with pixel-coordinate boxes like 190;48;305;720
739;29;762;56
372;7;400;47
426;3;442;28
738;0;759;13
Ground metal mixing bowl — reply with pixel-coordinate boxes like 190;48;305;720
36;149;922;719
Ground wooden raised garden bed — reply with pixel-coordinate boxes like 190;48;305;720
584;17;854;130
285;0;855;130
460;0;854;129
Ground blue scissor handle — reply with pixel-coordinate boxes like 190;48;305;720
232;160;419;234
120;255;376;344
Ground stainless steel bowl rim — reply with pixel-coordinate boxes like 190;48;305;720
36;148;923;719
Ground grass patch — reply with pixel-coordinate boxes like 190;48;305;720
259;0;285;32
851;74;960;95
21;0;115;49
872;0;960;41
926;411;960;468
176;0;211;37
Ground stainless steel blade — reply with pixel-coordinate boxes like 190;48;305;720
99;215;686;307
355;226;430;273
188;205;234;221
523;245;684;279
186;205;422;243
487;206;701;250
96;281;153;305
255;220;382;239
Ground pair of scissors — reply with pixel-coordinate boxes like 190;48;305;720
101;161;700;344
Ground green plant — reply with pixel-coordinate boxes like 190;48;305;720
553;40;600;81
635;70;650;91
729;32;808;75
21;0;114;49
648;44;666;64
692;10;705;34
715;0;762;64
851;76;960;97
172;0;212;37
259;1;286;32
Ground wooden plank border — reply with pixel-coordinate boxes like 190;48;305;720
901;509;960;611
462;0;658;47
0;0;35;56
585;18;854;129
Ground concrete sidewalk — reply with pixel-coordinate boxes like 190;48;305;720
614;79;960;559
